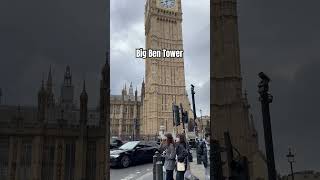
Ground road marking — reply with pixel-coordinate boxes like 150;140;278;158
136;171;153;180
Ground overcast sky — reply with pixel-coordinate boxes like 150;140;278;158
238;0;320;174
110;0;210;116
0;0;108;108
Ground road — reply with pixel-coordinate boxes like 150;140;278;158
110;149;203;180
110;163;153;180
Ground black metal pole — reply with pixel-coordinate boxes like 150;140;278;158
180;103;185;132
224;132;235;178
156;161;163;180
172;103;175;127
258;72;277;180
191;84;197;120
290;162;294;180
212;140;223;180
133;119;136;141
153;151;159;180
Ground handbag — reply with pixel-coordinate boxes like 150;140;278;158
176;161;186;171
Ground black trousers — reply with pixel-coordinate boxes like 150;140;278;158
166;170;174;180
176;171;185;180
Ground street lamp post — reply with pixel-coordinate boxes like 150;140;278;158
258;72;277;180
132;119;135;141
200;109;203;138
286;148;295;180
191;84;197;120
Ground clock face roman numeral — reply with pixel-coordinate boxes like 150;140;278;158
160;0;175;9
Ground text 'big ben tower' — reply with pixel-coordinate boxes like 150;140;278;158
142;0;190;136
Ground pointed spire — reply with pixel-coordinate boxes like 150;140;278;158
38;78;46;95
80;80;88;99
135;86;138;101
129;82;134;96
64;65;72;85
102;52;108;80
47;65;53;92
48;65;52;83
82;80;86;92
41;79;45;89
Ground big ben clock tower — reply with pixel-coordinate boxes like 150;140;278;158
142;0;191;136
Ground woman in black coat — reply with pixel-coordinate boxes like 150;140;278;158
175;134;188;180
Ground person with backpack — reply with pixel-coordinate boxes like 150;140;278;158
175;133;188;180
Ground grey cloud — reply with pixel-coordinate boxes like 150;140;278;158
0;0;107;107
239;0;320;174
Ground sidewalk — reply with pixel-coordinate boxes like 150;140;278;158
188;149;206;180
189;160;205;180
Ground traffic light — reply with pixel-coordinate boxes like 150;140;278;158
173;105;180;126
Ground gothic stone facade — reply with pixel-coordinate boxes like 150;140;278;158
110;83;143;141
212;0;268;179
0;60;108;180
142;0;192;136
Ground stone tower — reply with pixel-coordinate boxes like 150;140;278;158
142;0;191;136
212;0;263;178
60;66;74;110
38;80;47;123
46;66;55;107
100;56;108;128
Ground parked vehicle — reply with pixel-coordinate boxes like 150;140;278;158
110;137;123;149
110;141;159;168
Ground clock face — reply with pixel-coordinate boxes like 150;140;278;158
160;0;176;9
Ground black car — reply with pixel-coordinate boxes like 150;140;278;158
110;141;159;168
110;138;123;149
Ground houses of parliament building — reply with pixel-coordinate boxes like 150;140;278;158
0;57;109;180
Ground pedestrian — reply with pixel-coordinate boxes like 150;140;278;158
200;132;210;180
159;136;168;154
175;133;188;180
163;133;176;180
196;138;202;164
